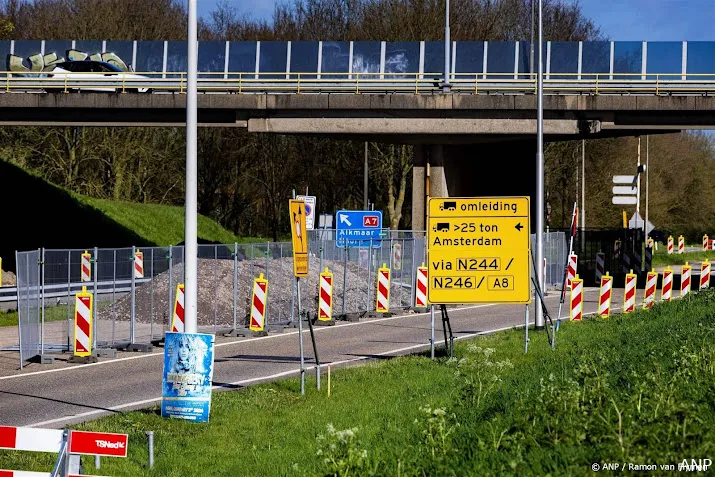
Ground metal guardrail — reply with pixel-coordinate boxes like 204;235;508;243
2;72;715;95
0;278;151;303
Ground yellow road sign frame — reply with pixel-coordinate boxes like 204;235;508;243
427;196;531;305
73;285;94;357
289;200;309;278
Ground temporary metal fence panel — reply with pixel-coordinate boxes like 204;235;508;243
530;232;568;288
16;250;40;367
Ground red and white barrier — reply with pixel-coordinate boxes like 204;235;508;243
704;235;709;251
595;252;605;282
566;252;577;289
318;268;333;321
81;251;91;282
700;260;711;290
678;235;685;254
643;271;657;309
613;240;621;262
391;243;402;271
682;262;692;297
598;273;612;318
0;426;63;453
0;426;124;477
74;286;93;357
375;264;391;313
171;283;185;332
624;270;637;313
250;273;268;332
415;264;428;308
667;236;674;255
662;267;673;302
569;274;583;321
134;249;144;279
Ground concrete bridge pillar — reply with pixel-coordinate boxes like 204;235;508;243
412;140;538;232
412;144;449;232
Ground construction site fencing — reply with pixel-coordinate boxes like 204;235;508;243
14;230;568;367
14;234;426;366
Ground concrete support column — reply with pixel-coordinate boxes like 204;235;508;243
412;145;427;231
429;144;449;198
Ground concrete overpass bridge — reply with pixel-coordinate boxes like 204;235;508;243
3;38;715;227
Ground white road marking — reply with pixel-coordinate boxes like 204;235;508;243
25;302;613;428
1;304;497;381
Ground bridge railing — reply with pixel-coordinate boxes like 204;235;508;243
3;71;715;95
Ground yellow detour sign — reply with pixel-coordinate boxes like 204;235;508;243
427;196;531;304
289;199;309;277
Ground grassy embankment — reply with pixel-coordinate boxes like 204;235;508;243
2;289;714;475
651;244;715;267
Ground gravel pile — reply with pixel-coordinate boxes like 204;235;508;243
98;257;410;328
1;270;16;287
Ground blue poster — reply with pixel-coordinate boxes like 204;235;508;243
161;332;215;422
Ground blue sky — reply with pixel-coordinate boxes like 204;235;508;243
198;0;715;42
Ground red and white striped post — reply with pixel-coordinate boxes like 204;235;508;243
595;252;605;283
414;263;428;309
667;236;674;255
681;262;692;297
622;250;631;275
703;234;709;252
569;274;583;321
623;270;637;313
171;283;185;332
81;250;91;282
134;249;144;278
678;235;685;254
643;271;658;309
74;286;93;357
700;259;711;290
375;263;391;314
613;240;621;263
566;252;577;290
250;273;268;332
661;267;673;302
598;272;612;318
318;268;333;321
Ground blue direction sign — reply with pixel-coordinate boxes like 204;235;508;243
335;210;383;248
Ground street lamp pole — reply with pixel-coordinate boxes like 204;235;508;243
184;0;198;334
443;0;450;92
535;0;545;329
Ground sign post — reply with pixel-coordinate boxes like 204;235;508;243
427;197;531;305
290;199;314;394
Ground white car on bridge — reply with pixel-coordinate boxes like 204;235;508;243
45;60;152;93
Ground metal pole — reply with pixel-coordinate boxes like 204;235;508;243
112;249;116;346
150;248;154;340
645;135;649;240
93;246;98;349
146;431;154;469
40;248;44;357
168;245;173;333
430;304;435;359
637;136;641;227
581;139;585;234
530;0;535;77
364;142;368;210
233;243;238;331
342;246;347;316
213;245;218;332
130;245;136;344
535;0;545;329
443;0;450;92
525;305;529;353
67;250;71;352
95;454;100;469
297;278;305;395
184;0;199;334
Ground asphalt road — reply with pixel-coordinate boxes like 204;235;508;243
0;288;623;429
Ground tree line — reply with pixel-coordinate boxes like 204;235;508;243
0;0;712;241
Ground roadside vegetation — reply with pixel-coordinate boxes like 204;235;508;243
651;246;715;267
2;289;714;475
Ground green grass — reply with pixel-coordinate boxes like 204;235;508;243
79;197;263;246
3;292;714;475
651;248;715;267
0;303;111;327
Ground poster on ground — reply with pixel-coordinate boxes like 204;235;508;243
161;332;215;423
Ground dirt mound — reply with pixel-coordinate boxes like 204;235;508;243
1;270;16;287
98;257;410;328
